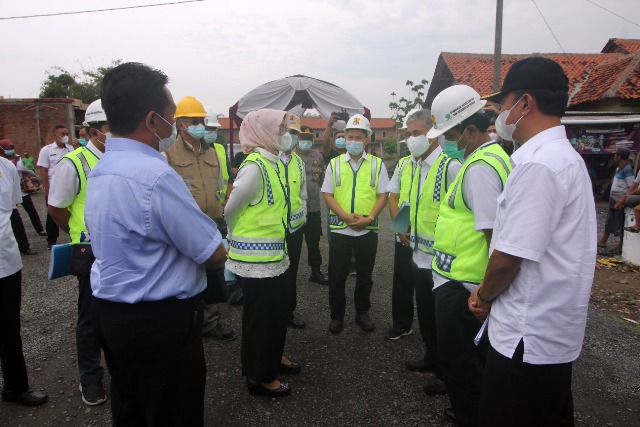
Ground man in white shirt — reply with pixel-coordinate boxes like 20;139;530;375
471;57;596;426
0;156;48;407
37;125;74;248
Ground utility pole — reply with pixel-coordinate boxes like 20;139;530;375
493;0;503;92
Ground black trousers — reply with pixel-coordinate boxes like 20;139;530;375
391;241;415;330
303;211;323;269
20;194;44;233
239;272;289;383
285;227;305;316
412;263;437;364
435;281;487;427
70;246;104;387
478;341;574;427
10;209;30;253
328;231;378;319
45;211;59;246
0;270;29;394
92;296;205;427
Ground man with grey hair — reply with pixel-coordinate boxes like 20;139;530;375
389;110;462;395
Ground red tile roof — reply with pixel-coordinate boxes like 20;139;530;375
601;38;640;54
570;52;640;105
217;116;396;130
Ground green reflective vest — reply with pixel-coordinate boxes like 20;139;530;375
213;143;229;203
328;154;382;231
431;143;511;283
62;147;100;245
283;152;306;231
397;155;415;207
410;153;457;254
228;152;288;263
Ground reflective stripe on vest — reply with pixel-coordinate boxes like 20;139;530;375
431;143;511;283
284;152;306;231
409;154;455;254
397;155;415;207
228;152;288;263
329;154;381;230
64;147;99;245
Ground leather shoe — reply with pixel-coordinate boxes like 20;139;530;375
404;357;437;373
329;318;343;334
2;388;48;406
279;359;302;375
423;377;447;395
355;313;375;332
308;269;328;285
246;378;291;397
444;407;456;423
289;314;306;329
20;248;37;255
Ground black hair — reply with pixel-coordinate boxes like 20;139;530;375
101;62;169;135
513;89;568;117
53;125;67;132
454;112;491;133
88;122;108;135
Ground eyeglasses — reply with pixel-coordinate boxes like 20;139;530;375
180;118;206;126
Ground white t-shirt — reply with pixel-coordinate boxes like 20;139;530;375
321;152;389;237
48;142;103;209
488;126;596;365
37;141;74;182
0;157;23;278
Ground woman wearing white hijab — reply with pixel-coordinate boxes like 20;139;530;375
225;109;300;397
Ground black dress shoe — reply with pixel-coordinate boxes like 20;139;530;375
20;248;37;255
309;269;328;285
246;378;291;397
2;388;48;406
423;377;447;395
355;313;375;332
279;360;302;375
289;315;306;329
404;357;437;372
329;318;343;334
444;407;456;423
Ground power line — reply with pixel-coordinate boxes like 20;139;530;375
0;0;205;21
531;0;566;53
585;0;640;29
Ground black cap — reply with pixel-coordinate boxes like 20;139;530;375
616;147;631;159
483;57;569;103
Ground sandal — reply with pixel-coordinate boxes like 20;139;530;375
624;226;640;233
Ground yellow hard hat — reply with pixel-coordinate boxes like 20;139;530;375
289;114;302;133
174;96;207;119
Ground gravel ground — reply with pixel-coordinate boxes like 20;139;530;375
1;192;639;426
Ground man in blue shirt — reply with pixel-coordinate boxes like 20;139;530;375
85;62;226;427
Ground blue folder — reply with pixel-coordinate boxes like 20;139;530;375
48;243;73;280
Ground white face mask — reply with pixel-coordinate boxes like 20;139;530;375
155;113;177;152
60;135;69;145
495;97;524;142
406;135;430;157
489;132;498;141
275;132;293;152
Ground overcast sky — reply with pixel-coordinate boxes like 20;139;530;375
1;0;639;118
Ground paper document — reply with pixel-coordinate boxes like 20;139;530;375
48;243;73;280
391;203;411;234
474;315;489;346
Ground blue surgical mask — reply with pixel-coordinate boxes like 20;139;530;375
298;140;313;152
203;130;218;144
78;138;87;147
4;149;15;156
187;124;208;139
346;140;364;156
335;137;346;149
290;134;299;150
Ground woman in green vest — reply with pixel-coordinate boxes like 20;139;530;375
224;109;300;398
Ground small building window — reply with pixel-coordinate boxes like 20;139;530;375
316;132;319;138
383;131;386;138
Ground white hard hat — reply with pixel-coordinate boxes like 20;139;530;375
83;99;107;126
345;114;372;137
204;106;221;128
426;85;486;139
401;108;422;130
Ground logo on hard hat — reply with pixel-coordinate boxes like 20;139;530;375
353;117;360;125
445;113;452;120
432;115;437;127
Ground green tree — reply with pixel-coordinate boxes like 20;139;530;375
383;138;397;155
39;60;122;102
389;79;429;127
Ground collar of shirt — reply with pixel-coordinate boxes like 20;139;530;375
279;151;292;164
255;147;280;165
105;137;167;163
180;136;209;153
420;145;443;167
511;125;566;167
50;142;74;152
86;141;104;159
343;151;368;166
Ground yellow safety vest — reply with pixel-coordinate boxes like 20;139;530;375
62;147;100;245
213;143;229;203
228;152;288;263
283;152;306;231
397;155;415;207
328;154;382;231
431;143;511;283
410;153;457;254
